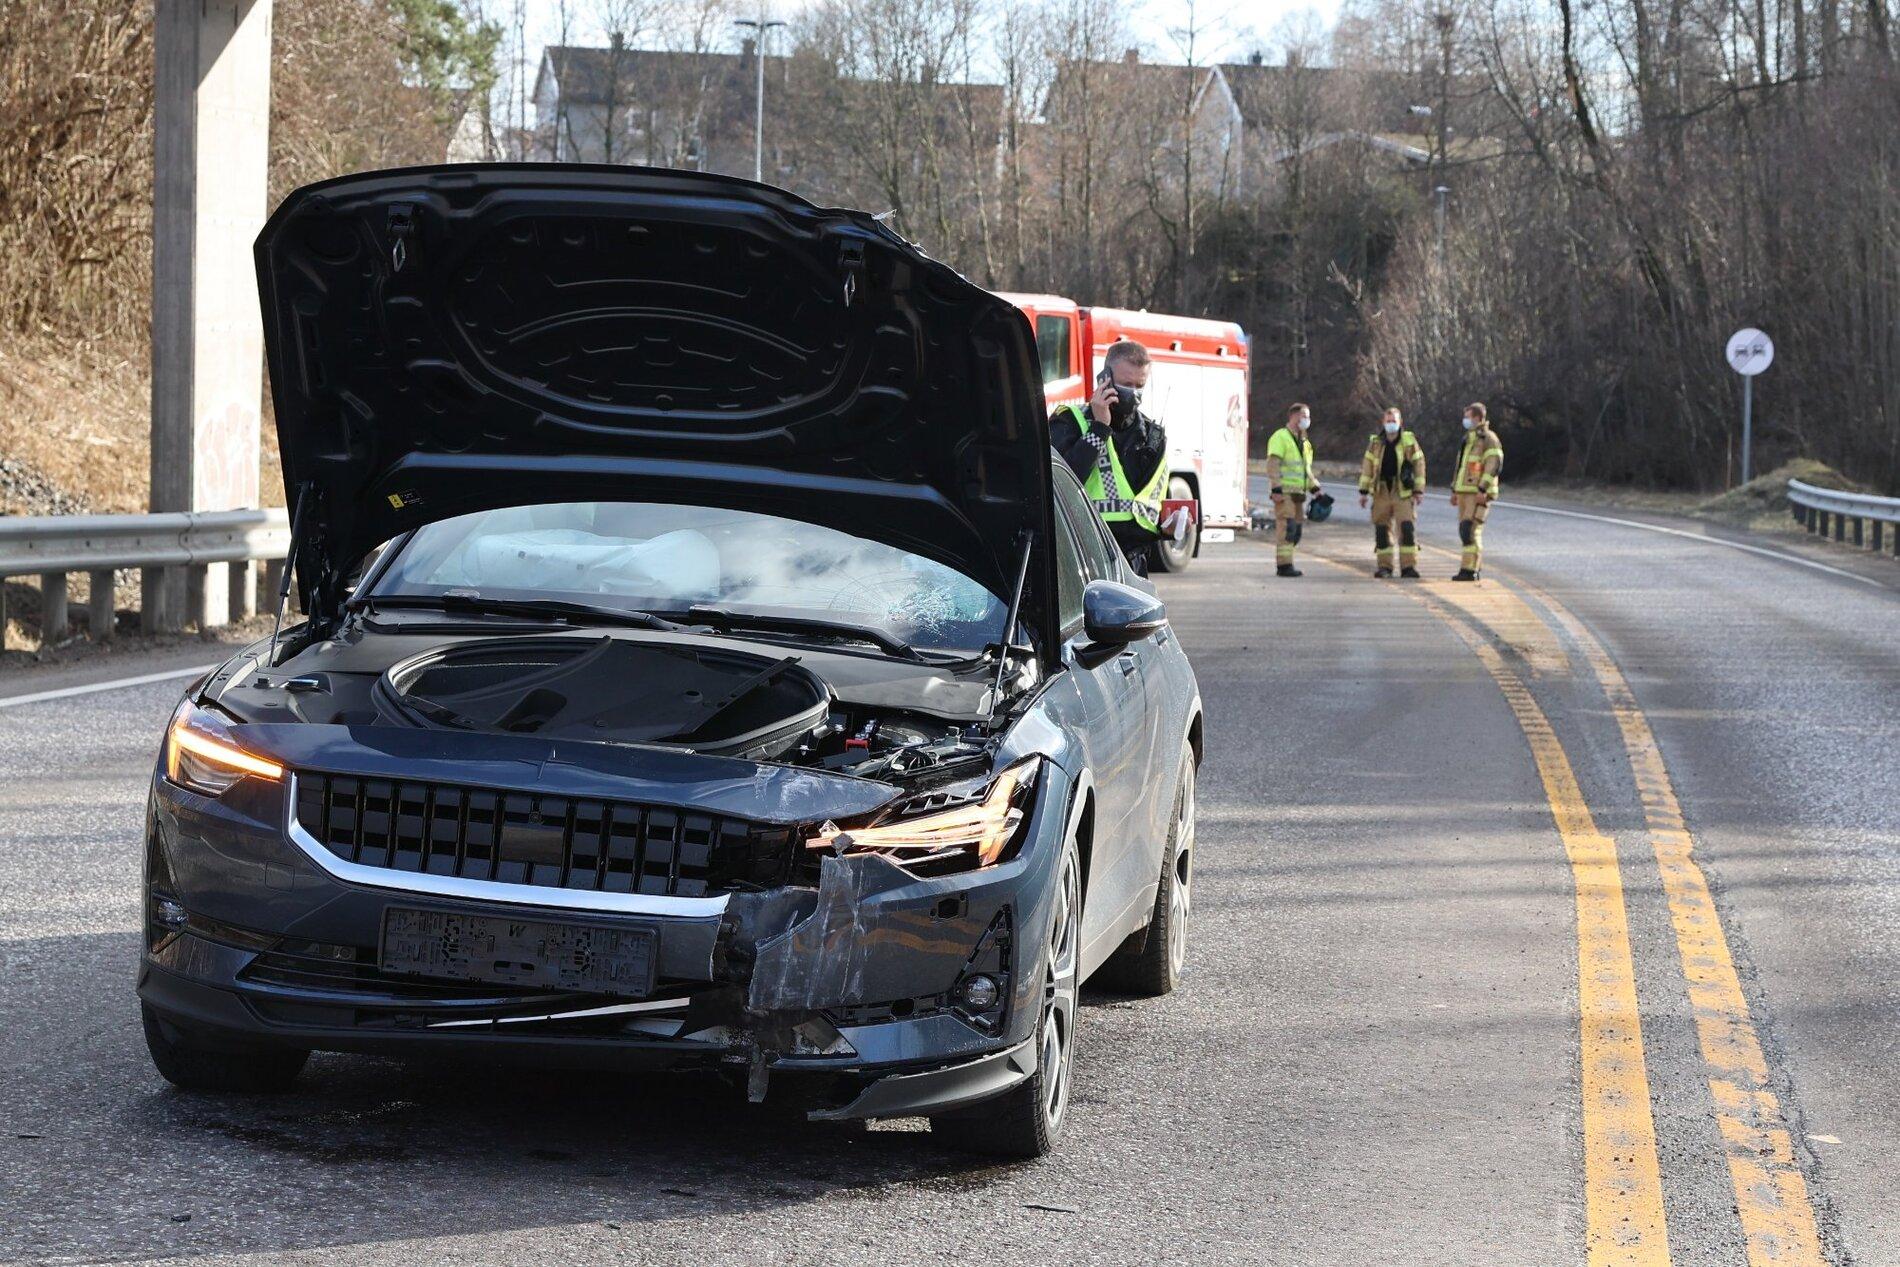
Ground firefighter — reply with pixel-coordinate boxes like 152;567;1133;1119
1357;407;1425;578
1049;340;1167;576
1265;403;1320;577
1449;402;1504;581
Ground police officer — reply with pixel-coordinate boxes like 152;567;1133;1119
1050;340;1167;576
1265;403;1320;576
1357;407;1425;578
1450;402;1503;581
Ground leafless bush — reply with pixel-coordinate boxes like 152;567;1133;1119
0;0;152;340
1361;0;1900;488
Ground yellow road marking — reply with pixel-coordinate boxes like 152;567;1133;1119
1291;535;1829;1261
1420;592;1674;1266
1511;581;1828;1266
1302;548;1672;1262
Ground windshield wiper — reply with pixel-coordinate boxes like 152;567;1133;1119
667;605;921;661
357;594;677;631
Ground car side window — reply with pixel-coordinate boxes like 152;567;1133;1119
1053;468;1120;581
1084;514;1123;581
1052;503;1086;633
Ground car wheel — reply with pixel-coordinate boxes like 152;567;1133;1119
931;834;1081;1160
1149;476;1198;573
1099;742;1195;996
142;1004;309;1093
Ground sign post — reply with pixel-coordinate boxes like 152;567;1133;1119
1725;327;1774;484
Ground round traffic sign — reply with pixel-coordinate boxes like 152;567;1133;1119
1726;327;1774;376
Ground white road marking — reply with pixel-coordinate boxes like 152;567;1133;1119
0;663;215;711
1491;500;1888;588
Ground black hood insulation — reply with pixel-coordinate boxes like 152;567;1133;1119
377;636;830;760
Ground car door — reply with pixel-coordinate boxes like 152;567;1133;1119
1077;502;1177;852
1050;468;1155;941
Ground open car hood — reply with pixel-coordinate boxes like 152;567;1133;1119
256;164;1057;660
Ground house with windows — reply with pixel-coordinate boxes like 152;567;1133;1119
532;39;786;173
532;39;1007;204
1042;51;1509;200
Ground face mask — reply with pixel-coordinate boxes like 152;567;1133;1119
1383;421;1400;436
1462;417;1477;431
1109;385;1139;426
1297;416;1311;431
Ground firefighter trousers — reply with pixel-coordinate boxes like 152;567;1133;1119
1454;492;1491;571
1275;493;1307;565
1369;488;1417;572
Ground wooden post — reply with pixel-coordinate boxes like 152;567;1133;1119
227;558;257;623
40;572;69;646
90;569;117;641
184;564;207;630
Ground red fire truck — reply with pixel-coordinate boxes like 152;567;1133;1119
999;293;1250;573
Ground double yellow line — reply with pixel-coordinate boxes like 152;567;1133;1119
1519;582;1827;1265
1421;589;1672;1265
1318;539;1827;1264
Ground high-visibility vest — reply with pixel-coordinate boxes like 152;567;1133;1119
1267;426;1315;492
1360;430;1425;493
1453;427;1504;495
1065;404;1164;533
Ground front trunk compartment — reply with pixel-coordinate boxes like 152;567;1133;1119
377;635;831;760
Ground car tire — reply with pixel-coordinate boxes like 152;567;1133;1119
931;834;1081;1160
142;1004;309;1093
1099;742;1195;996
1149;476;1197;573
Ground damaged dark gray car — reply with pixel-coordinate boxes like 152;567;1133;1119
137;165;1202;1158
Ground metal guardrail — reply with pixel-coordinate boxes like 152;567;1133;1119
0;508;290;650
1788;478;1900;557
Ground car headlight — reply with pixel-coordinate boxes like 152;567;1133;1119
806;759;1039;873
164;699;284;796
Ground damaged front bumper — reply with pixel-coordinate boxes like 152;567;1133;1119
138;757;1072;1122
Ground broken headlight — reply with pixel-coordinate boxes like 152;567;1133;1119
806;759;1039;874
164;699;284;796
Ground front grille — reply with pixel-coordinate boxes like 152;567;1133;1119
293;772;795;896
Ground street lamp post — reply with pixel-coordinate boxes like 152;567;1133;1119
733;12;785;183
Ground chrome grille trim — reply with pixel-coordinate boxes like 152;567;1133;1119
282;774;735;917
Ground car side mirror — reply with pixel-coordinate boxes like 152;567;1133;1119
1082;579;1167;647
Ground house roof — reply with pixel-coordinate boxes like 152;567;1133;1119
537;44;787;107
1042;59;1220;122
1221;61;1513;139
537;43;1004;126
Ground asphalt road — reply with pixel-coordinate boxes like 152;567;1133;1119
2;486;1896;1266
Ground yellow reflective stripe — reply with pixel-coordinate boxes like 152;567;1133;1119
1077;407;1160;529
1454;432;1503;492
1270;428;1313;486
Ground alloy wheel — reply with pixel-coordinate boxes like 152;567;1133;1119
1042;844;1081;1128
1168;755;1195;980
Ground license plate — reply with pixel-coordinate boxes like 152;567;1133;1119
379;907;657;997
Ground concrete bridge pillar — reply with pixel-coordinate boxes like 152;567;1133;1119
146;0;273;632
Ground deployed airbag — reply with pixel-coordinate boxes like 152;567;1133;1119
442;527;722;602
